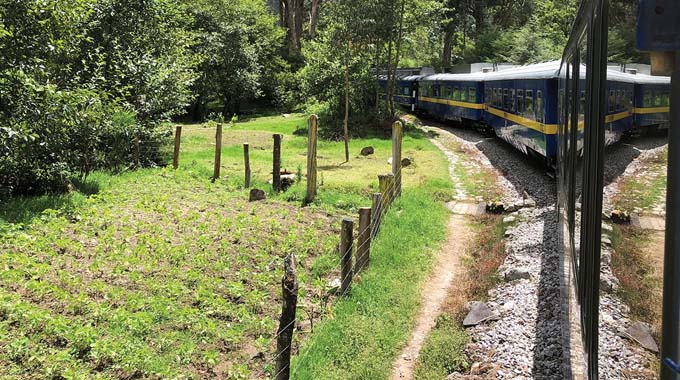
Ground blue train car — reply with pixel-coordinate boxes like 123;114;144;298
416;73;486;124
481;62;560;159
633;74;671;130
603;70;636;145
377;76;421;111
395;75;422;111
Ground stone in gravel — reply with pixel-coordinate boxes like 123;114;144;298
387;157;393;165
600;274;619;293
523;197;537;208
602;222;613;233
623;322;659;353
463;302;494;327
327;278;342;294
601;235;612;247
611;209;631;224
248;188;266;202
486;201;505;214
401;157;412;167
504;269;531;282
503;216;516;224
360;146;374;156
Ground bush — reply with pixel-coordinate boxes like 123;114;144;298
0;73;169;197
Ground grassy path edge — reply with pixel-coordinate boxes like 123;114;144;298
290;185;450;380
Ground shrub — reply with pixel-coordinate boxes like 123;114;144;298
0;73;169;197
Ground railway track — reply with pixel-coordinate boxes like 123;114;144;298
422;119;659;379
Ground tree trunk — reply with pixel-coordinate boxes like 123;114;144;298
343;41;351;163
388;0;406;116
279;0;286;27
385;6;395;117
310;0;321;39
442;26;455;68
282;0;304;54
374;38;382;110
472;0;485;36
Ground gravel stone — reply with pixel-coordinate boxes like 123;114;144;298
425;123;658;380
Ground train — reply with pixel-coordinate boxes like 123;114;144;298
380;60;671;165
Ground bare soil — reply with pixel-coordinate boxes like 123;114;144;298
390;214;472;380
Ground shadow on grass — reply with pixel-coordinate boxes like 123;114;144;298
0;193;79;225
0;176;103;226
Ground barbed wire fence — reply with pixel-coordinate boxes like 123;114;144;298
266;120;405;380
136;117;405;380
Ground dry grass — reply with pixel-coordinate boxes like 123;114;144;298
611;226;662;335
446;215;506;318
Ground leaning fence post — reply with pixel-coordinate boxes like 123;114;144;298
244;143;251;188
306;115;318;203
273;134;282;192
378;174;390;215
371;192;382;238
386;173;395;207
357;208;372;272
340;219;354;295
276;253;298;380
173;126;182;169
392;121;403;197
213;124;223;181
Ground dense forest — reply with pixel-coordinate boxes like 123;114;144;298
0;0;644;196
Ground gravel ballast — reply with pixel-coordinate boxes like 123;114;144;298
425;121;658;379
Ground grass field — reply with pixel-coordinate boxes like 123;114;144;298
0;113;453;379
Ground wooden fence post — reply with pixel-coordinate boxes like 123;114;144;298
340;218;354;295
134;134;140;168
244;143;251;188
371;192;382;238
392;120;403;197
386;173;395;207
356;207;371;272
378;174;390;215
213;124;222;181
306;115;318;203
273;134;282;192
173;125;182;169
275;253;298;380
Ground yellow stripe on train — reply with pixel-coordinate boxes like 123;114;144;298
634;106;670;115
485;106;559;135
418;96;485;110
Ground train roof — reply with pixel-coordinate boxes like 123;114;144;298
483;60;563;80
419;71;491;82
397;60;670;85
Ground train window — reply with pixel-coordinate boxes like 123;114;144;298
654;92;662;107
502;89;508;110
608;90;615;112
485;88;491;104
461;88;468;102
644;90;651;106
525;90;534;118
628;91;634;109
510;89;516;112
615;90;621;111
469;87;476;102
493;89;498;106
434;85;440;98
536;91;543;122
402;86;410;96
663;92;670;106
517;89;524;113
453;87;459;100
